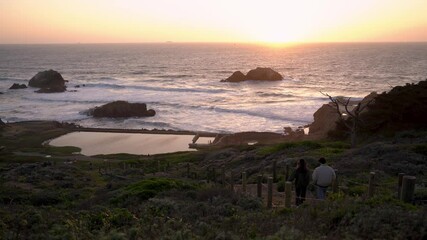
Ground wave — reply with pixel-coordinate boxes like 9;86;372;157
155;74;193;79
0;77;27;82
143;101;307;123
20;96;106;105
83;83;229;94
130;71;148;75
99;76;120;81
256;92;295;98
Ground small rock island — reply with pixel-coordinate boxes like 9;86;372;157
29;69;67;93
221;67;283;82
88;101;156;118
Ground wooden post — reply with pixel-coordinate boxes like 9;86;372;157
285;164;290;181
221;166;226;186
186;163;190;178
206;167;210;183
267;177;273;208
242;172;247;193
401;176;416;203
212;167;216;183
285;181;292;208
273;160;277;182
230;171;234;192
397;173;405;199
368;172;375;198
332;169;339;193
257;175;262;198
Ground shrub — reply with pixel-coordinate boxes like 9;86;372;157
413;144;427;156
258;141;322;155
112;178;196;204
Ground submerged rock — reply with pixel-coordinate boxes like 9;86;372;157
221;67;283;82
35;85;67;93
89;101;156;118
29;70;66;93
9;83;27;89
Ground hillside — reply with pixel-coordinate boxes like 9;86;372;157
0;121;426;239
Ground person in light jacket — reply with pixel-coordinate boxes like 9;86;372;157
312;157;336;199
288;159;311;206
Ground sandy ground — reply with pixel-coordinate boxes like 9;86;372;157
49;132;215;156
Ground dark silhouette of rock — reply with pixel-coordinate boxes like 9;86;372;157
9;83;27;89
221;71;247;82
89;101;156;118
361;79;427;133
245;67;283;81
29;70;66;93
221;67;283;82
0;118;5;130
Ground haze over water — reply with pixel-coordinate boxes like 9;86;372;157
0;43;426;133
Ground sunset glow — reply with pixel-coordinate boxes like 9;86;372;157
1;0;427;44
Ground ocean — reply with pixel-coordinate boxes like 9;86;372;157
1;43;426;133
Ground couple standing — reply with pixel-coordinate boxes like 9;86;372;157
287;157;336;205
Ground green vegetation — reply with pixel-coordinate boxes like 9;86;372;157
257;141;322;155
112;178;196;204
0;121;426;239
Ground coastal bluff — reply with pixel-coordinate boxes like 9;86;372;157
88;101;156;118
29;69;67;93
221;67;283;82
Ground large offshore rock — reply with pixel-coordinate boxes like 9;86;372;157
221;67;283;82
245;67;283;81
89;101;156;118
29;70;66;93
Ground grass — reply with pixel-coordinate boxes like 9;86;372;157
112;178;197;204
257;141;323;156
257;140;350;159
1;121;426;239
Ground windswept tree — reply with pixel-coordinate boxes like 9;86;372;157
320;92;375;148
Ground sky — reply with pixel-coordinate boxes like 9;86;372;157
0;0;427;44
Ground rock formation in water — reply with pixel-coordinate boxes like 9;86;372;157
221;67;283;82
245;67;283;81
222;71;247;82
89;101;156;118
9;83;27;89
29;70;67;93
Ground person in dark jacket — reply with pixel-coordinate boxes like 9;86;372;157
288;159;311;206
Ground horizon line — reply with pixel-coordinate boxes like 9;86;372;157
1;41;427;45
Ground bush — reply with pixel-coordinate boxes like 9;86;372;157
413;144;427;156
112;178;196;204
258;141;322;155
